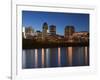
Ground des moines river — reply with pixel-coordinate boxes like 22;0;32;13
22;47;89;69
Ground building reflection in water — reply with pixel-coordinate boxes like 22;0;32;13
67;47;73;66
22;50;26;68
22;46;89;69
58;47;61;67
84;46;89;65
46;49;50;67
41;48;45;68
50;48;58;67
84;47;87;65
35;49;38;68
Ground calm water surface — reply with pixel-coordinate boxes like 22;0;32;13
22;47;89;69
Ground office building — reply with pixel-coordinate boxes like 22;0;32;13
42;22;48;40
49;25;56;35
64;25;75;38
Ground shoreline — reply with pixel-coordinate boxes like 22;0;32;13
22;39;89;49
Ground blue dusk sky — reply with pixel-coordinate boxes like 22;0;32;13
22;11;89;35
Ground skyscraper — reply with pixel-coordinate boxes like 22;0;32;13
25;26;34;34
42;22;48;40
49;25;56;35
25;26;34;39
22;27;26;38
64;25;75;38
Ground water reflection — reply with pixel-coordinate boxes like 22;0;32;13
22;50;26;68
22;47;89;69
41;48;45;67
58;47;61;67
46;49;50;67
35;49;38;68
67;47;73;66
84;47;89;65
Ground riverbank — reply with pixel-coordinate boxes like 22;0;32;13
22;39;89;49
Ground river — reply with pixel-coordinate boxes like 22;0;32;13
22;46;89;69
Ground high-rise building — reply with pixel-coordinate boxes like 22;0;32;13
42;22;48;40
22;27;26;38
64;25;75;38
49;25;56;35
25;26;35;39
36;30;42;39
25;26;34;34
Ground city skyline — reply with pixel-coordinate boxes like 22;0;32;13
22;11;89;35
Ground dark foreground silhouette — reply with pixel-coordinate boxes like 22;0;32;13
22;39;89;49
